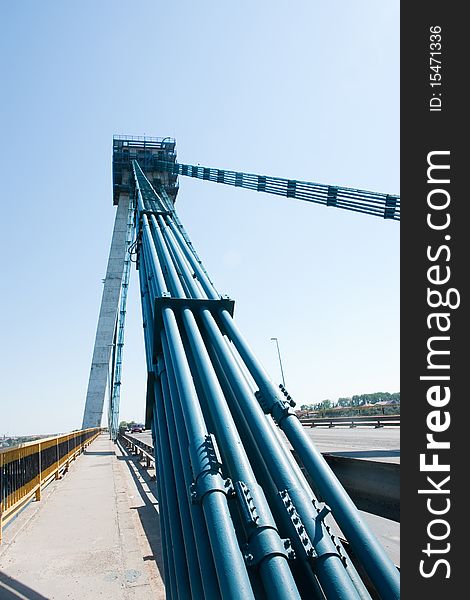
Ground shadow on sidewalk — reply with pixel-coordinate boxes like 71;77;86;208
115;441;165;584
0;571;49;600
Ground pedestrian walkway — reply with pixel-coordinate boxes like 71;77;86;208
0;434;165;599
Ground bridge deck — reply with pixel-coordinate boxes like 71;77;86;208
0;429;400;598
0;434;165;600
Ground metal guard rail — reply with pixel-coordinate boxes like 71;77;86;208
0;428;101;542
299;415;400;428
120;433;155;467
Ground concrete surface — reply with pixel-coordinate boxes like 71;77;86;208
0;434;165;600
82;193;131;429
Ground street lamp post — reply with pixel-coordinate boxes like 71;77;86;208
270;337;286;387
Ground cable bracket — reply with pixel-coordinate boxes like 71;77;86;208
313;502;349;567
234;481;260;528
255;389;295;426
279;490;317;560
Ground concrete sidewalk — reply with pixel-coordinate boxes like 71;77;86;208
0;434;165;599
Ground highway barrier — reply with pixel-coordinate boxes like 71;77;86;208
120;433;155;467
300;415;400;428
0;428;101;542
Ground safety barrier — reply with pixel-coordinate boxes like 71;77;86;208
0;428;101;542
300;415;400;428
120;433;155;468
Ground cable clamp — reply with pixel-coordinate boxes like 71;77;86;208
278;383;297;408
189;434;233;503
190;474;233;504
243;531;293;568
316;504;331;523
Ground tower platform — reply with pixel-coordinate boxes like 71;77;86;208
112;135;179;205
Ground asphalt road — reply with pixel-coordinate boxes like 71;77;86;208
304;426;400;463
131;426;400;463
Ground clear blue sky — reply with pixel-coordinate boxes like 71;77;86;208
0;1;399;436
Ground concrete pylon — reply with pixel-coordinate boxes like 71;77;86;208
82;194;131;428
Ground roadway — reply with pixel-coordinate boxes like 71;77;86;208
304;426;400;463
130;426;400;463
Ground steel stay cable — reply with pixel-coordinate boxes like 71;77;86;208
161;312;255;600
138;262;175;598
147;209;255;598
160;207;362;600
161;335;223;600
218;311;400;600
133;162;398;598
155;372;205;599
152;207;302;599
140;222;222;598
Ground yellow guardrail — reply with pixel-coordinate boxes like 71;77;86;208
0;428;101;542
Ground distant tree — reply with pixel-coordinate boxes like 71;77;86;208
305;392;399;417
314;399;332;411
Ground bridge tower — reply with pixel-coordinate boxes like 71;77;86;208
82;136;178;429
81;136;399;599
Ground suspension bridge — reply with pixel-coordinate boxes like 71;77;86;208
1;136;400;600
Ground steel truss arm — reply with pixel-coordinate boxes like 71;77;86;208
154;159;400;221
